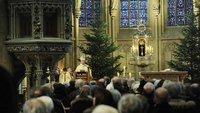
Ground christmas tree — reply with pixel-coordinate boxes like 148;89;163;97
79;19;122;79
168;14;200;82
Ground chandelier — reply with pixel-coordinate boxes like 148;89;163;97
130;20;154;67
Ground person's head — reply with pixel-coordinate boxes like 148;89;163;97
154;87;170;104
163;82;180;99
63;67;67;71
136;95;149;113
69;80;76;87
189;83;200;98
37;96;54;113
80;56;86;64
75;79;86;89
93;88;114;107
92;105;118;113
109;89;121;107
79;85;91;98
118;94;143;113
143;82;155;95
112;76;122;89
40;86;52;97
67;67;72;72
30;87;42;98
23;98;46;113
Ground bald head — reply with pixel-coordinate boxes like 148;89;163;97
154;87;169;104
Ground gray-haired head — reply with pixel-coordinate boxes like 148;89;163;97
37;96;54;113
109;89;121;104
23;98;47;113
118;94;143;113
92;105;118;113
163;82;180;98
75;79;86;89
143;82;155;94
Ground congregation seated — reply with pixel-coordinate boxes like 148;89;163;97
21;75;200;113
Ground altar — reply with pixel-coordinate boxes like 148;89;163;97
139;71;188;82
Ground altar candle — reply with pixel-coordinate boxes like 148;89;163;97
117;72;120;77
129;72;132;78
123;66;126;77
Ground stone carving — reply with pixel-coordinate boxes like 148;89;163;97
65;3;72;39
111;0;118;10
6;44;70;53
33;5;41;39
110;0;119;17
153;0;160;11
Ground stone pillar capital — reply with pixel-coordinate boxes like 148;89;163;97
75;9;81;18
111;10;117;18
153;10;160;17
110;0;119;18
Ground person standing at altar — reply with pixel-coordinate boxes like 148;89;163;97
75;56;92;79
59;67;73;84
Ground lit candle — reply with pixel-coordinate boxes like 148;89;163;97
117;72;120;77
123;66;126;77
129;72;132;78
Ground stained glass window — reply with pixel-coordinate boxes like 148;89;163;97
168;0;193;26
120;0;148;28
79;0;101;27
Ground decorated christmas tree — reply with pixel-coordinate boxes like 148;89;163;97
168;14;200;82
79;19;122;79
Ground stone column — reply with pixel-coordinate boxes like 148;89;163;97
34;55;43;87
153;0;160;71
24;69;31;100
110;0;119;43
73;0;81;66
15;55;32;100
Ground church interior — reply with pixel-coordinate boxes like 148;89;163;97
0;0;200;113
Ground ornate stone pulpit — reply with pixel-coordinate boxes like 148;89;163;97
6;0;72;99
140;71;188;82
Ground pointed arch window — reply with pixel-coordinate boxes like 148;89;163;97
120;0;148;28
168;0;193;26
79;0;101;27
